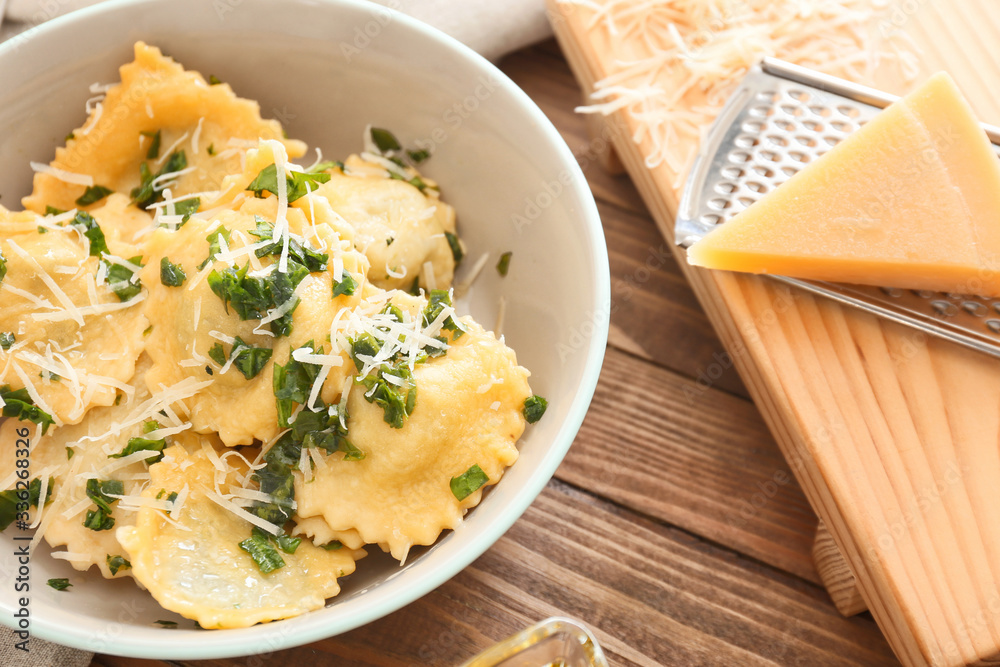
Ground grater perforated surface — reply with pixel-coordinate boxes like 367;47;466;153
676;59;1000;359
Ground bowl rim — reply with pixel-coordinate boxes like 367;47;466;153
0;0;611;658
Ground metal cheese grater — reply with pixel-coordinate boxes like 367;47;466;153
676;58;1000;359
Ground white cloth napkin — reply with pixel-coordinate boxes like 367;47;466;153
5;0;553;61
0;1;550;665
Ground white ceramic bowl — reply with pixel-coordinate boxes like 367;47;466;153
0;0;609;659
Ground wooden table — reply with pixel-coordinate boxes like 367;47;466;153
91;40;899;667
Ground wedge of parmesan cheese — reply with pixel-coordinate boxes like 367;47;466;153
687;73;1000;297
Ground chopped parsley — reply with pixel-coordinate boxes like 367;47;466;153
0;477;56;529
155;489;178;501
240;341;371;571
208;74;222;85
0;332;14;350
332;271;358;298
271;343;362;456
105;255;144;302
83;479;124;531
1;384;55;433
65;132;75;142
354;359;416;429
44;205;65;216
496;251;512;277
131;150;187;210
239;527;286;574
422;289;464;339
340;293;463;428
75;185;113;207
169;197;200;225
39;370;61;383
208;260;307;337
289;403;361;460
70;211;109;257
28;477;53;507
154;620;178;628
238;427;321;573
111;420;166;463
248;217;328;271
272;341;325;428
208;337;272;380
166;491;178;503
364;128;437;190
450;464;489;501
198;225;232;269
523;395;548;423
320;541;343;551
348;309;418;430
246;164;331;203
445;232;463;265
370;127;401;153
159;257;187;287
0;493;15;531
206;143;216;156
0;249;5;284
107;554;131;575
275;533;301;554
220;257;306;328
388;170;434;193
251;432;299;528
305;160;344;174
47;578;72;591
67;447;75;460
141;130;161;159
407;148;431;163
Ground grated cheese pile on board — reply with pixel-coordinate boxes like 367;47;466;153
0;42;544;629
560;0;919;183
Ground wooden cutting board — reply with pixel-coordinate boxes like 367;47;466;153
546;1;1000;665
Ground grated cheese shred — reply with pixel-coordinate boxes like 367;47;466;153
560;0;917;185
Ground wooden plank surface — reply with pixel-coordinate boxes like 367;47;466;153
547;1;1000;665
85;39;900;666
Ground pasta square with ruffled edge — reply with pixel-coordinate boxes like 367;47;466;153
140;167;370;446
118;445;363;629
23;42;305;223
294;317;531;561
0;208;148;426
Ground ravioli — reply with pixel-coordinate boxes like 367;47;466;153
291;516;366;551
23;42;305;228
118;445;362;629
0;42;544;628
0;355;211;579
314;155;457;292
139;194;369;446
0;208;147;425
294;320;531;561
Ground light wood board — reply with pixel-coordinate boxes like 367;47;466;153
547;1;1000;665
